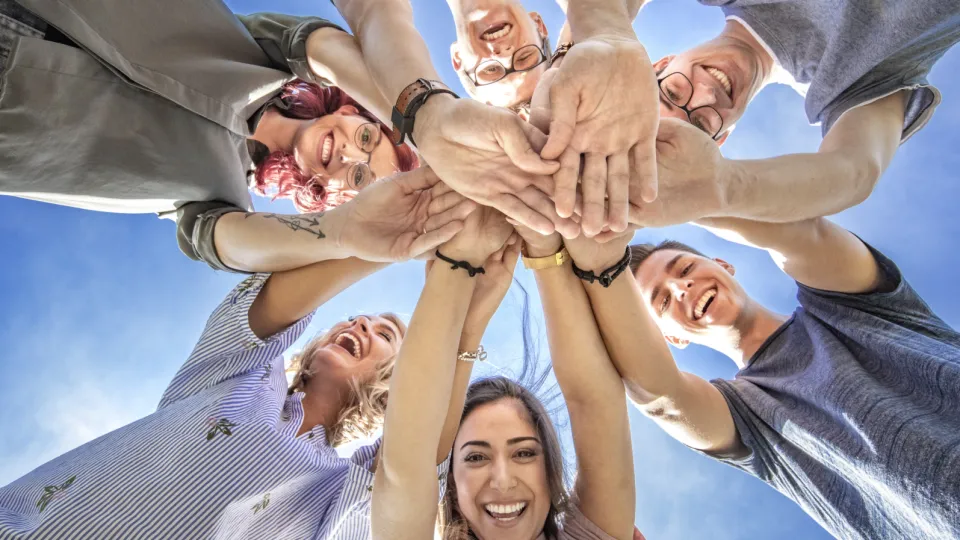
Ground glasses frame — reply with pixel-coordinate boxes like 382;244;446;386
344;122;382;190
657;72;725;140
467;43;549;87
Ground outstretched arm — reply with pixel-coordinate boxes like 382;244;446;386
518;229;635;539
695;216;881;294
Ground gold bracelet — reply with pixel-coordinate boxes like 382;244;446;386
522;246;570;270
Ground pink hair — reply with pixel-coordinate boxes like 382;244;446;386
252;81;419;213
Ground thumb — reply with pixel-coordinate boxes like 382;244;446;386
655;117;690;143
406;221;465;259
541;81;578;160
394;166;440;193
498;116;560;176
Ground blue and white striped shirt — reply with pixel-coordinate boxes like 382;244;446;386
0;274;446;539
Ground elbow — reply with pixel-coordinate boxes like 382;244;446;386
827;151;884;212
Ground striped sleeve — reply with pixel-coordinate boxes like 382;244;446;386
157;274;313;409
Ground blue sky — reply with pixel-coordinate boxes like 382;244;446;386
1;1;958;538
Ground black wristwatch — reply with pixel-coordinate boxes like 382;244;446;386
390;79;459;146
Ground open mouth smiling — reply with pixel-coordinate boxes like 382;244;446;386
319;133;334;167
704;66;733;99
693;288;718;321
484;501;528;522
334;331;362;360
481;22;512;42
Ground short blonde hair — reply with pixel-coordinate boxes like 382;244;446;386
287;313;407;447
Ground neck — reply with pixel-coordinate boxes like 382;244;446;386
712;301;788;369
251;109;303;153
298;377;349;442
720;19;775;86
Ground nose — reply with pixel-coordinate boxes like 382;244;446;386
351;316;370;335
486;41;513;59
489;459;517;493
667;278;694;301
339;139;367;164
688;81;720;109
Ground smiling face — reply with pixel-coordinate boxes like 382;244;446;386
309;315;403;385
292;106;401;200
452;399;551;540
449;0;548;109
633;249;752;347
653;34;767;143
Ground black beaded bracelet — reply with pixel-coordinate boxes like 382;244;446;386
571;247;631;288
435;250;486;277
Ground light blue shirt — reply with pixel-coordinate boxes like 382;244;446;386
0;274;446;539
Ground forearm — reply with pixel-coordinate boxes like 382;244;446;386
583;274;684;406
374;265;475;538
565;0;635;41
435;324;484;464
333;0;440;105
306;28;393;124
720;151;880;222
249;258;387;339
213;211;348;273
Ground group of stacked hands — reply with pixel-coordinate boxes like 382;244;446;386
1;0;960;538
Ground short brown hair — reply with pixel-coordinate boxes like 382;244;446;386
629;240;706;278
438;376;568;539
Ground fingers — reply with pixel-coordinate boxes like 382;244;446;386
499;116;560;176
424;199;478;232
606;152;630;233
515;186;580;239
428;179;456;199
580;153;608;238
541;81;578;160
407;221;465;259
395;166;440;193
491;193;556;236
427;190;473;217
553;148;581;219
632;137;659;203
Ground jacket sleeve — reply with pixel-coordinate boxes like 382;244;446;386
236;12;347;85
176;200;249;273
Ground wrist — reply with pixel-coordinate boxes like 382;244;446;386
411;93;456;150
568;2;635;43
523;241;563;259
436;248;488;272
718;158;748;218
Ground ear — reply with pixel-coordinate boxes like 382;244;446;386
450;42;463;71
665;335;690;349
529;11;548;38
652;55;676;77
714;258;735;276
335;104;360;116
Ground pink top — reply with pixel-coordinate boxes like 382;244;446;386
536;503;646;540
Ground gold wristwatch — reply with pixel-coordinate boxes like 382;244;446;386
522;246;570;270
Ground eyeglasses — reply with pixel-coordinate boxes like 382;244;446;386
344;123;382;190
657;72;725;140
468;44;548;86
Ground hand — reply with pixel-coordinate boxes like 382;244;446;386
413;96;578;237
628;119;729;228
438;205;514;267
332;167;477;262
509;220;563;259
427;241;523;334
565;225;636;274
540;36;660;237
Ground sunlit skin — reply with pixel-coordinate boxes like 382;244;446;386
254;106;401;196
449;0;549;109
653;20;774;144
452;399;551;540
297;315;402;438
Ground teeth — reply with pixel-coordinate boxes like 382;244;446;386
337;333;361;359
481;23;512;41
694;289;717;320
484;502;527;516
706;67;732;97
321;134;333;165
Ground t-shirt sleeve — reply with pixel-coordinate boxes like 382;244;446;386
795;243;958;341
236;12;346;85
175;200;249;273
691;379;772;481
157;274;314;409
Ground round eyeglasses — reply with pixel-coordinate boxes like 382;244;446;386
468;44;548;86
657;72;725;140
344;122;382;190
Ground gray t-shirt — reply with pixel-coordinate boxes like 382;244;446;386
708;246;960;540
698;0;960;139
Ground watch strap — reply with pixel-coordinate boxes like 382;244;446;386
522;246;570;270
390;79;458;146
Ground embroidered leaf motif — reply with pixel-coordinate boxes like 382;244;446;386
252;493;271;514
37;475;76;513
205;417;237;441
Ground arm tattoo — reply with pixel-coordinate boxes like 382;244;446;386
246;212;326;240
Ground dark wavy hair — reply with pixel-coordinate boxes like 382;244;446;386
252;80;419;212
438;281;569;539
629;240;706;277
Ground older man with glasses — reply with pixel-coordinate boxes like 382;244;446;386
619;0;960;231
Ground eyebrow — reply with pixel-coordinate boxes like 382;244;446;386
460;437;542;451
649;254;685;306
